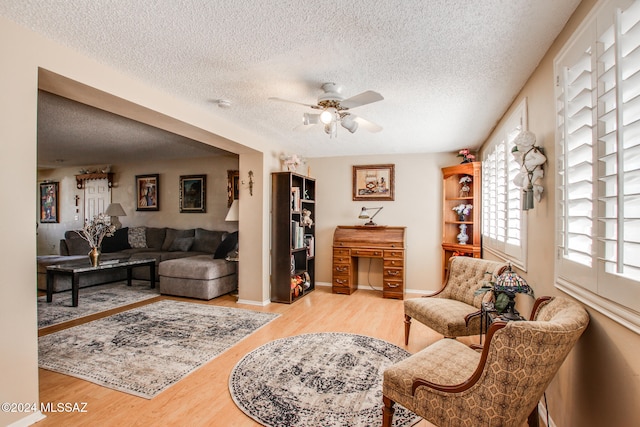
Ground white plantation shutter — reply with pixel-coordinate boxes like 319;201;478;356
555;0;640;330
482;99;527;268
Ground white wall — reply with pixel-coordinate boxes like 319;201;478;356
308;152;458;293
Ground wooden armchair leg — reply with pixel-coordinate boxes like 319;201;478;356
404;314;411;345
382;395;395;427
527;406;539;427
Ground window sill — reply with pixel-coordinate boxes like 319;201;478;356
483;246;527;272
556;277;640;335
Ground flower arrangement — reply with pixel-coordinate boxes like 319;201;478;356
452;203;473;216
75;213;116;249
457;149;476;163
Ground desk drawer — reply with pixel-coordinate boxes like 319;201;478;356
333;263;351;275
383;280;403;292
383;258;404;268
333;248;351;257
384;249;404;259
384;267;404;279
351;248;384;258
333;255;351;264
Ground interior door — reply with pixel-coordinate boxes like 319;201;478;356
84;178;111;221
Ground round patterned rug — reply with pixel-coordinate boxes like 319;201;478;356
229;332;420;427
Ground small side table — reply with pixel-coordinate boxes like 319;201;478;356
467;301;525;346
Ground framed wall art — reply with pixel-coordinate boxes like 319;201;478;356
39;181;59;223
136;174;159;211
353;164;395;201
180;175;206;213
227;170;239;207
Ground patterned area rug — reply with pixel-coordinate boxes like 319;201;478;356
39;300;280;398
229;332;420;427
37;280;159;328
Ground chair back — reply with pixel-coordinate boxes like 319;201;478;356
439;256;506;307
475;296;589;425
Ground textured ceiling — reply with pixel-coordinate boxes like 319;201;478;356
1;0;581;165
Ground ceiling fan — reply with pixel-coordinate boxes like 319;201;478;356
269;83;384;138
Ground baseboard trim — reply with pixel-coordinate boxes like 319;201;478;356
236;298;271;306
538;399;556;427
7;411;46;427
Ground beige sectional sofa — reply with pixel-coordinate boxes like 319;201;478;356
37;226;238;300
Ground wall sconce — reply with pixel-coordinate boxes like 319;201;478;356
511;130;547;210
358;206;383;226
248;171;254;196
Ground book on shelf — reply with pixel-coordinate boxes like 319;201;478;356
291;220;305;249
291;187;301;212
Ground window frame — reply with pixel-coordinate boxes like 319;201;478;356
482;98;529;271
554;0;640;334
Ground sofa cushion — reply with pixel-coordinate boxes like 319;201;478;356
145;227;166;249
159;255;237;280
162;228;195;251
168;236;194;252
64;232;92;255
128;226;147;248
192;228;225;253
214;231;238;259
102;227;131;253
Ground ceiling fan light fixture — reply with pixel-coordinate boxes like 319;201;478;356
341;115;358;133
302;113;319;125
320;108;336;124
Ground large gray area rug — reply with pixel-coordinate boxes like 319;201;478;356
229;332;420;427
38;280;159;328
39;300;280;399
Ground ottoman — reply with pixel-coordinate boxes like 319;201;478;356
158;255;237;300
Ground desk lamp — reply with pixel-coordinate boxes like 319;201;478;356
358;206;383;226
494;264;535;321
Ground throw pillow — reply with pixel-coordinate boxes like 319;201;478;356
102;227;131;253
145;227;166;249
65;232;92;255
168;236;194;252
128;226;147;248
214;231;238;259
162;228;195;251
192;228;225;253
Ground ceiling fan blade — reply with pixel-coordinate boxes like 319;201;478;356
353;115;383;133
268;97;320;109
340;91;384;109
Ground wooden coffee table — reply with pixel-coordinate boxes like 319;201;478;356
46;258;156;307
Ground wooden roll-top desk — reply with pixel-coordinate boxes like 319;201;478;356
332;226;406;299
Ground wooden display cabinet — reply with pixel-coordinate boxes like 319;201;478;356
270;172;316;303
441;162;482;280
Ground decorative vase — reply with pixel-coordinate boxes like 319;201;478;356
458;214;466;222
457;224;469;245
89;247;100;267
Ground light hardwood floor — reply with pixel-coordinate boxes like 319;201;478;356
36;286;471;426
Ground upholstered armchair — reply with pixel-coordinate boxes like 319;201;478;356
404;256;507;343
383;296;590;427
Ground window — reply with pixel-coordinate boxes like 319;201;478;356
555;0;640;333
482;99;528;269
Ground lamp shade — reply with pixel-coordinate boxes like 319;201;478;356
105;203;126;217
225;200;239;221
